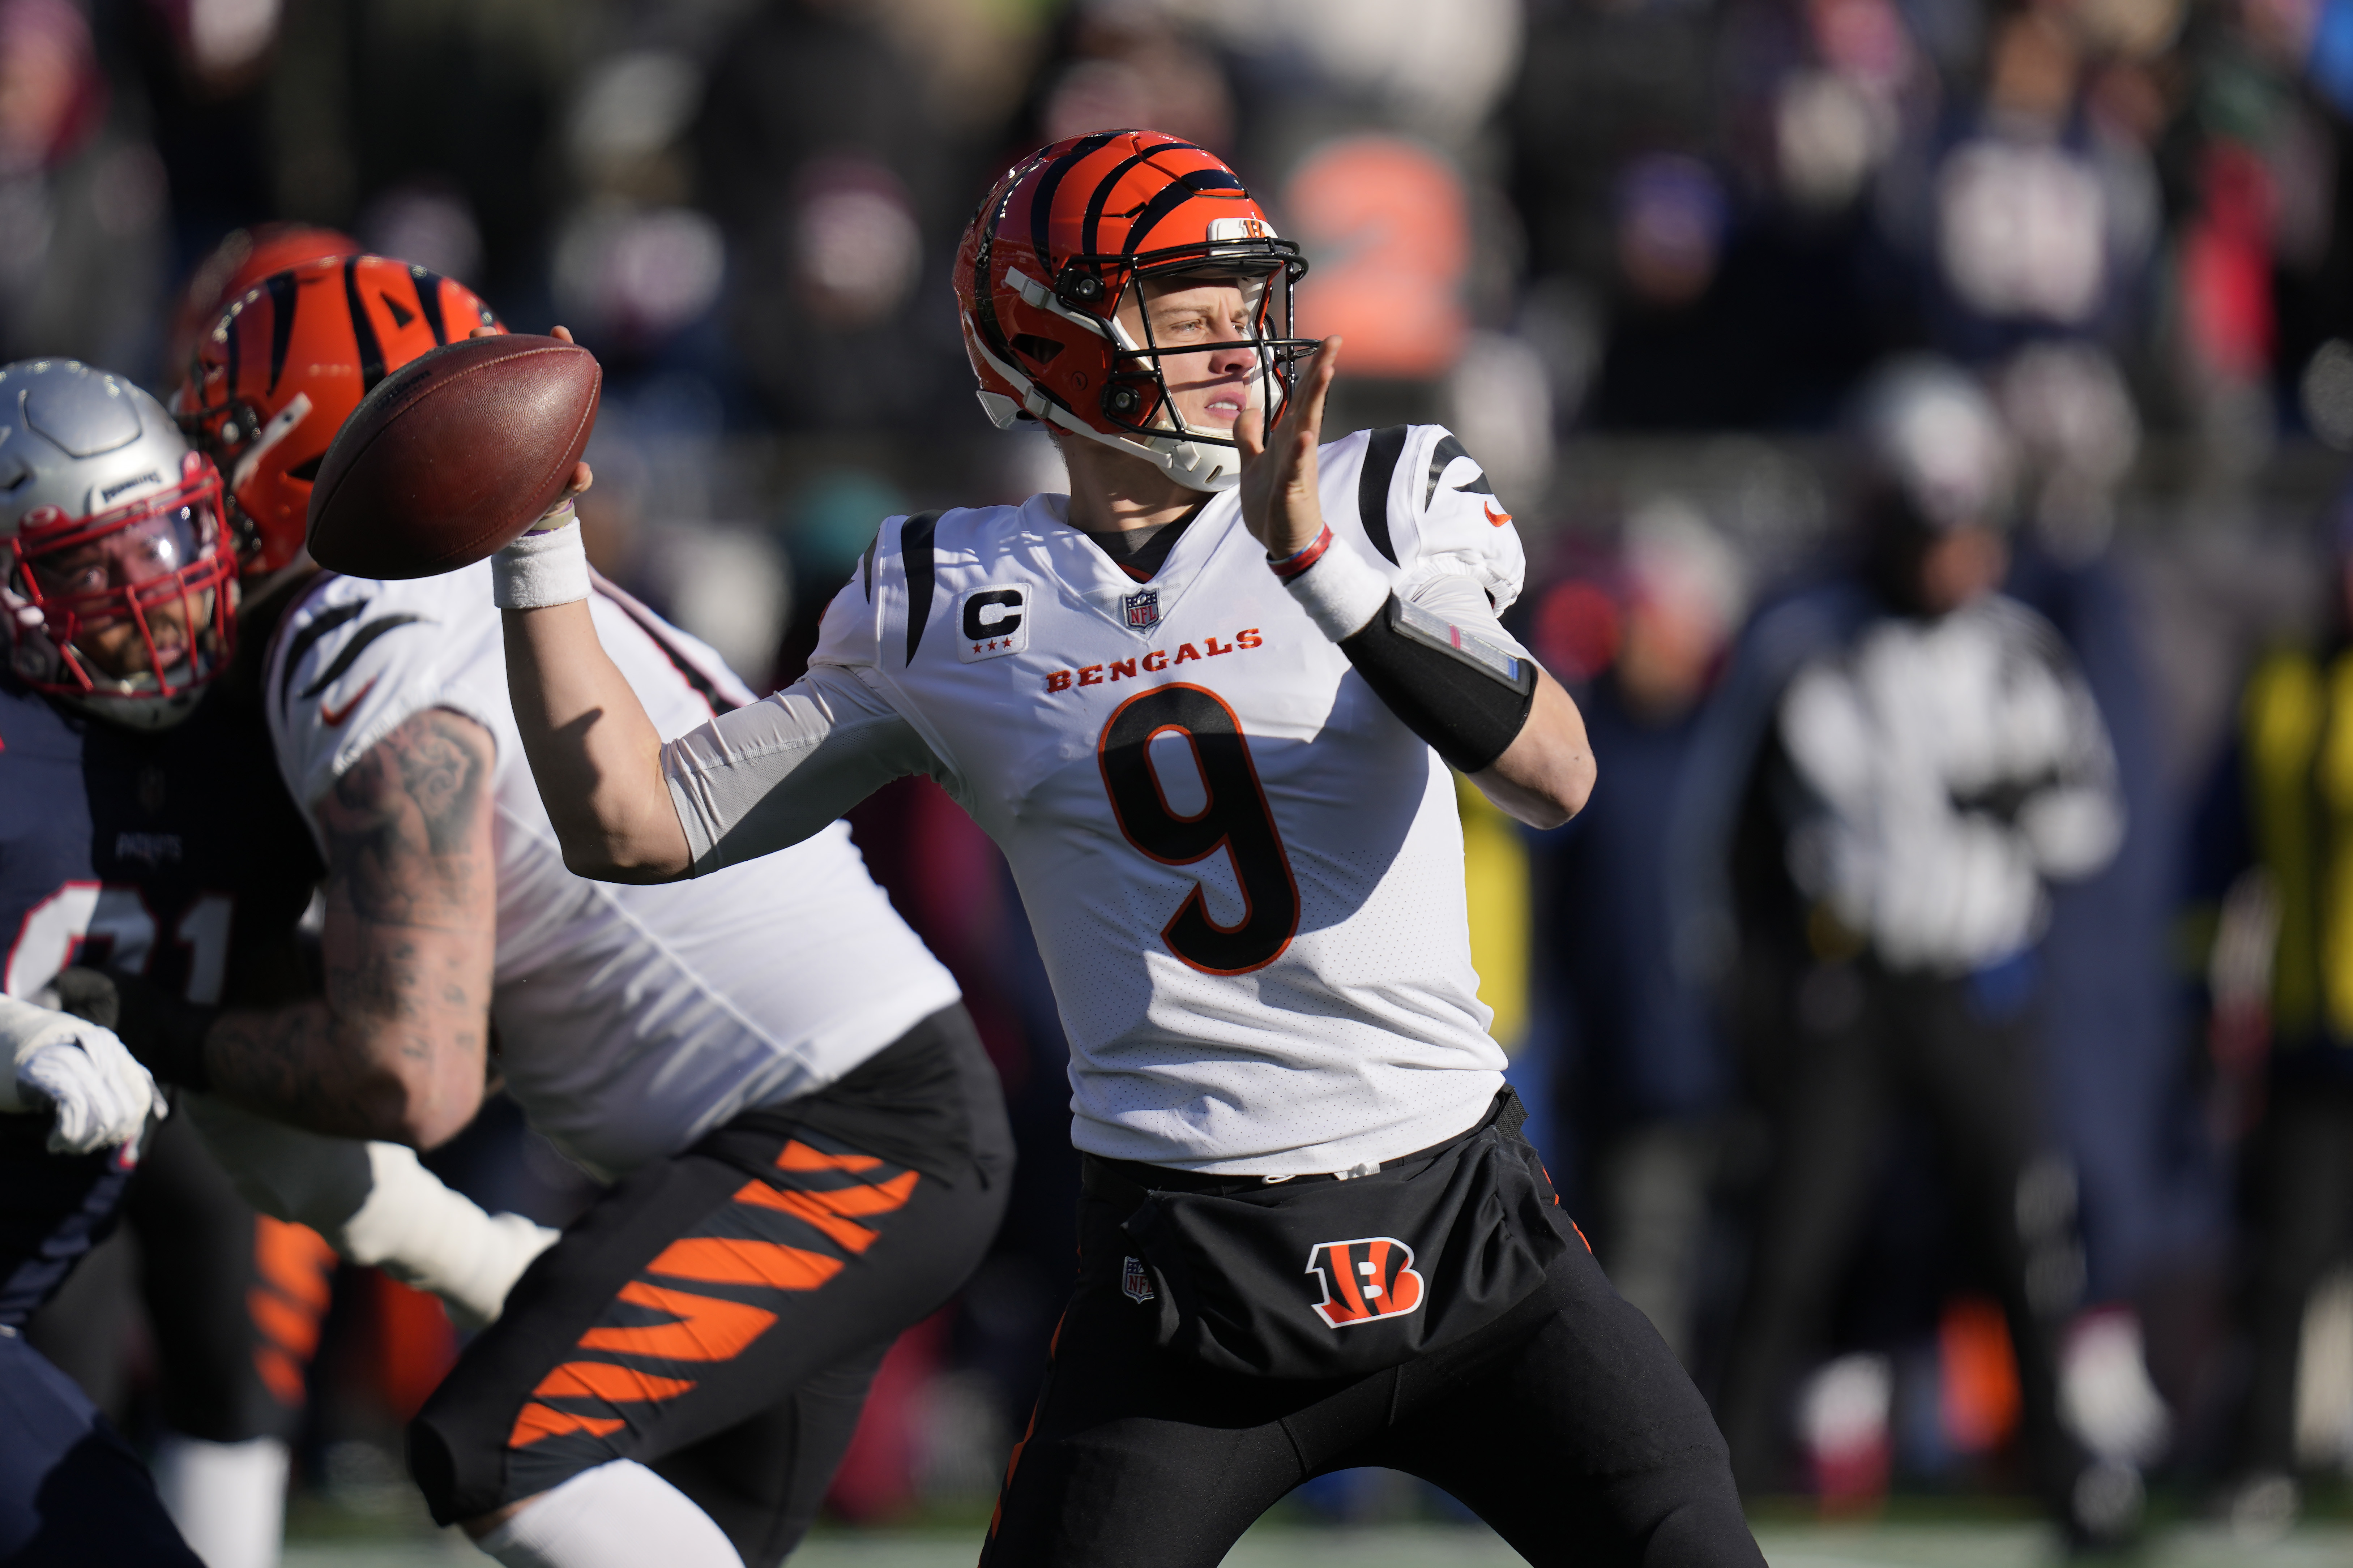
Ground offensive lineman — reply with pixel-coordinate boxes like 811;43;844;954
150;255;1013;1568
486;132;1764;1565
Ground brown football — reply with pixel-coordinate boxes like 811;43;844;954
304;334;600;580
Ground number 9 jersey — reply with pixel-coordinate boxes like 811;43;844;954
664;424;1529;1177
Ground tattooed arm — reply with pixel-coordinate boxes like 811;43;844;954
204;708;499;1148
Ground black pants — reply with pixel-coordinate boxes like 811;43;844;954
409;1005;1012;1568
1717;963;2083;1499
26;1109;332;1442
981;1119;1762;1567
2234;1074;2353;1476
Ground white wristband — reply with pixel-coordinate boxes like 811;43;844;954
491;517;590;609
1282;536;1392;642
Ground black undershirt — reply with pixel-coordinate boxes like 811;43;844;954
1079;505;1202;583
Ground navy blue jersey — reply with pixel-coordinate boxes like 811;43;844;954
0;646;323;1326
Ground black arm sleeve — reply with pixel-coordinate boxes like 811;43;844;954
1338;594;1538;774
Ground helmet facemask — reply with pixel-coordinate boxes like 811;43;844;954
1090;241;1314;489
6;453;238;730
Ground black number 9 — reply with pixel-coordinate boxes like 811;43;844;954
1097;684;1299;975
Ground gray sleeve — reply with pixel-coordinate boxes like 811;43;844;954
661;663;940;875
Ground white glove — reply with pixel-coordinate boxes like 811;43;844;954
186;1093;561;1328
0;993;162;1154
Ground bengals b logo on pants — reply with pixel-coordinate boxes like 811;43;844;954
1304;1237;1425;1328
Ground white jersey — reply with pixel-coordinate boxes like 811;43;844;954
662;424;1525;1175
266;562;961;1180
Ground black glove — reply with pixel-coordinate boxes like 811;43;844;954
51;966;217;1091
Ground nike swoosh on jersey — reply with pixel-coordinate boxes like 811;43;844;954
319;676;379;728
1483;502;1512;527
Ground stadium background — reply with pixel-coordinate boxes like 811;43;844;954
7;0;2353;1561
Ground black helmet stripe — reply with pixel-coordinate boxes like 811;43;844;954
1122;169;1246;256
1029;132;1123;267
1080;142;1205;258
264;271;300;395
342;258;386;392
977;150;1057;373
412;267;448;345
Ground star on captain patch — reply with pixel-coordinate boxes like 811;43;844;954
1121;588;1160;631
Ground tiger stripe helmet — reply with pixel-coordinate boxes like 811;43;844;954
167;223;361;380
955;130;1315;492
175;255;503;573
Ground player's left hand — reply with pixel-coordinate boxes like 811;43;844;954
1236;336;1341;560
1;989;163;1154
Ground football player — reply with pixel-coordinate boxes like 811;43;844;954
23;220;372;1568
149;254;1013;1568
0;356;547;1568
487;132;1764;1565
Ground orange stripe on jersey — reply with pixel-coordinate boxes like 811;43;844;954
576;1281;777;1362
647;1237;845;1291
531;1361;697;1404
773;1140;883;1174
510;1401;627;1448
249;1285;323;1358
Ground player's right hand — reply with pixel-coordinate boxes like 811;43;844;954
1236;335;1342;560
16;1024;162;1155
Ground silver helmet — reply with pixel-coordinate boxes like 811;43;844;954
0;359;238;731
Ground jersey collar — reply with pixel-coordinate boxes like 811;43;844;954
1025;489;1244;641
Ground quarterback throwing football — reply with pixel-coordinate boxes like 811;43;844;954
493;132;1762;1565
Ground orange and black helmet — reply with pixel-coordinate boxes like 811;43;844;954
167;223;362;379
175;255;502;573
955;130;1315;492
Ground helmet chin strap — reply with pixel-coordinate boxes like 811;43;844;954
965;316;1244;494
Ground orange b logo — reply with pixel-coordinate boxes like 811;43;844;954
1305;1237;1426;1328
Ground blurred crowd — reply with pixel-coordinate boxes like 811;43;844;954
10;0;2353;1546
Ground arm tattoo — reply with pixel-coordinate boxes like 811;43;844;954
207;708;497;1144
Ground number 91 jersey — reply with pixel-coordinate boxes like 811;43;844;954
816;424;1523;1175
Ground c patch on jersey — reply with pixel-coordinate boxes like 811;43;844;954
1305;1236;1425;1329
956;585;1030;661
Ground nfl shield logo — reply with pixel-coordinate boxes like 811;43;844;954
1121;1255;1156;1303
1122;589;1160;630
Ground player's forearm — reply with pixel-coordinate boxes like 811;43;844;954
501;600;692;882
1471;669;1595;830
205;994;483;1148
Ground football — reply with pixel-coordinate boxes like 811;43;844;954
303;334;600;580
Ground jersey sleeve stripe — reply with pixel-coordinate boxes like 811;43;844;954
901;510;944;665
1422;433;1492;508
275;599;367;712
594;580;743;716
296;613;429;700
1358;425;1409;566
